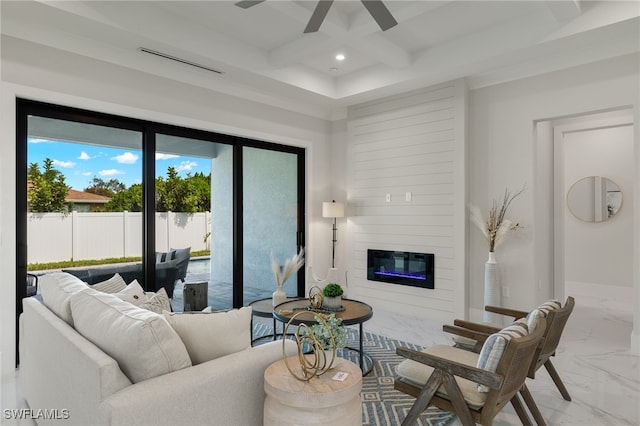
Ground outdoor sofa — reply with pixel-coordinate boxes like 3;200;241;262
62;247;190;298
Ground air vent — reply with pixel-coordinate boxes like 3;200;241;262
138;48;224;75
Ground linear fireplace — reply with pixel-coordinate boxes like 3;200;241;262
367;249;434;289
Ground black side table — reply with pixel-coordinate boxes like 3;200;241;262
248;297;303;344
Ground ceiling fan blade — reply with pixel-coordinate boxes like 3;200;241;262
361;0;397;31
235;0;266;9
304;0;334;33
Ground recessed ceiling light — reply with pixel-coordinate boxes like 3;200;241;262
335;53;345;61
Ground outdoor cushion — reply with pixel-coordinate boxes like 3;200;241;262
70;287;192;383
163;307;252;365
156;250;176;264
40;272;88;325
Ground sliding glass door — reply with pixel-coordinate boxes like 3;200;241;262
16;100;305;344
242;145;304;305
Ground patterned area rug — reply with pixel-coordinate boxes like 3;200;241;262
254;324;455;426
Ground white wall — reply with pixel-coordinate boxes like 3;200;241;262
344;80;467;323
0;35;333;374
564;125;633;288
468;53;639;350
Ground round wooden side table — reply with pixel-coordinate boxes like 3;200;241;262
263;356;362;426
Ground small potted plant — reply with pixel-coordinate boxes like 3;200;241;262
322;283;344;310
300;313;347;368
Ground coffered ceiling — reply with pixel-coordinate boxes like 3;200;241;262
1;1;638;119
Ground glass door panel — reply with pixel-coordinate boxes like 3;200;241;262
26;115;143;288
242;146;300;305
155;134;231;311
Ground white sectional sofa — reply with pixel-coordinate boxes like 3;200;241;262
20;272;296;426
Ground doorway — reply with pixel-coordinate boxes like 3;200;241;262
534;108;634;341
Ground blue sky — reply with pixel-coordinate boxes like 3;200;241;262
28;138;210;190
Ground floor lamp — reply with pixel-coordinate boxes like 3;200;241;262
322;200;345;268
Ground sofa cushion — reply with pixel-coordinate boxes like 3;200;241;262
40;272;88;325
70;288;192;383
114;280;149;306
163;307;252;365
139;288;172;314
90;273;127;294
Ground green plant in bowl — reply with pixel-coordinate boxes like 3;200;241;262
323;283;344;298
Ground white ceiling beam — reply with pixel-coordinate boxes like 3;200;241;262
348;34;411;68
544;1;582;23
268;0;417;68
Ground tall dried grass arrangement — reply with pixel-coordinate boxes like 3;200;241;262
470;186;525;252
271;247;305;289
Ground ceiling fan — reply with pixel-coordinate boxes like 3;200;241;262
235;0;398;33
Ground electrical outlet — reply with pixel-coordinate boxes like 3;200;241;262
405;191;412;202
385;194;391;202
502;286;510;298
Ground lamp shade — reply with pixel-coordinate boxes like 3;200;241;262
322;201;345;218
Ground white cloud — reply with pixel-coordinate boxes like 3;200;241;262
111;152;139;164
99;169;125;176
78;151;92;160
176;161;198;172
28;138;53;144
81;172;92;177
156;153;179;160
53;159;76;168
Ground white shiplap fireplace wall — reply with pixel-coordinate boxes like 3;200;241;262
345;80;467;323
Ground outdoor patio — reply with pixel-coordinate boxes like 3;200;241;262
170;257;273;312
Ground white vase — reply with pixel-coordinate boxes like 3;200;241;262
483;252;501;323
272;287;286;307
322;295;342;310
323;349;336;369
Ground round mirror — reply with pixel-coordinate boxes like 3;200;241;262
567;176;622;223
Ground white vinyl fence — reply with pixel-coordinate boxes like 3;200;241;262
28;211;211;263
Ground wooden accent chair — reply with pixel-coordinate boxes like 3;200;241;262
394;317;546;426
444;297;575;425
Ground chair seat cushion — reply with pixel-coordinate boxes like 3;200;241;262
396;345;487;408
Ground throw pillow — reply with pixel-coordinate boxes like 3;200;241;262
526;299;562;332
40;272;88;325
156;250;176;263
139;288;172;314
70;288;192;383
163;307;252;365
476;319;529;392
114;280;149;306
90;273;127;294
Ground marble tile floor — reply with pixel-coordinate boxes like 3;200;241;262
2;285;638;425
363;289;639;426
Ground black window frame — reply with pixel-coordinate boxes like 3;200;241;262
15;98;306;362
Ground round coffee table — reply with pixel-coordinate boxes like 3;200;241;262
264;356;362;426
272;298;374;375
